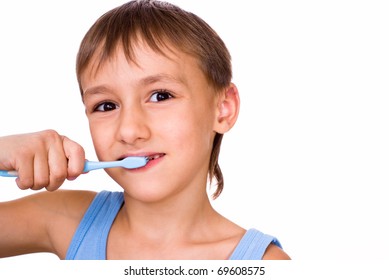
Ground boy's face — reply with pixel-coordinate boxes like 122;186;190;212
81;42;220;202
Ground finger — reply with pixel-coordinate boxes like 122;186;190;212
15;158;35;190
62;136;85;180
45;138;68;191
30;154;50;190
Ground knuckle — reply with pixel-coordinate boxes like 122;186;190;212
17;178;34;190
49;169;67;186
22;130;53;153
52;176;67;187
50;169;67;183
65;137;85;157
31;185;45;191
41;129;60;139
17;183;31;191
45;184;60;192
74;145;85;157
34;176;50;189
67;163;83;177
34;130;61;147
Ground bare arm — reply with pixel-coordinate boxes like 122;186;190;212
0;130;91;258
0;190;96;258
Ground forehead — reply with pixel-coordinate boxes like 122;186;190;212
80;41;205;91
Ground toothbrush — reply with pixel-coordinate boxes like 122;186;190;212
0;156;148;178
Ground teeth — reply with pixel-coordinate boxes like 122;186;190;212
148;154;164;160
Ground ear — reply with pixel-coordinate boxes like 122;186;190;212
213;83;240;134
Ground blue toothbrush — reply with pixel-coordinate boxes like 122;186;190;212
0;156;148;178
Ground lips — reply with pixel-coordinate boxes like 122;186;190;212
147;153;165;161
118;153;165;162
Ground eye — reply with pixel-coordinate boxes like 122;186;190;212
149;90;173;102
94;101;118;112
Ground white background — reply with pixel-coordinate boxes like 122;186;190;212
0;0;388;261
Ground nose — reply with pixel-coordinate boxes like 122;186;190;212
116;104;151;145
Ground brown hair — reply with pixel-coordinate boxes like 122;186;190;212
76;0;232;198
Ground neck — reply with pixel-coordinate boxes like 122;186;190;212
120;188;221;242
108;185;244;260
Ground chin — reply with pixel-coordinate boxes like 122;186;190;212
124;189;178;204
117;181;176;203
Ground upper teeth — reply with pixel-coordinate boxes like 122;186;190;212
148;154;163;160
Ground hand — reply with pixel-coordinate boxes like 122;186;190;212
0;130;85;191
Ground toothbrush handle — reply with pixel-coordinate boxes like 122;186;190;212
0;170;18;177
0;160;120;177
83;160;119;172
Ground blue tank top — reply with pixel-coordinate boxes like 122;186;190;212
65;191;282;260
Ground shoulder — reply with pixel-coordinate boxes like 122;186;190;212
262;243;291;260
36;190;98;258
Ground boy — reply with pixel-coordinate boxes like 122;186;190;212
0;0;289;260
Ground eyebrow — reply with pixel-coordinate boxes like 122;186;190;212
83;85;109;97
139;73;185;87
82;73;185;97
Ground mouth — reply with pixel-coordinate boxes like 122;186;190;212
118;153;165;163
146;153;165;161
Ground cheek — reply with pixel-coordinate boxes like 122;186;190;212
163;110;215;153
88;121;113;158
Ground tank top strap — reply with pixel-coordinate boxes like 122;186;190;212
229;228;282;260
65;191;124;260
